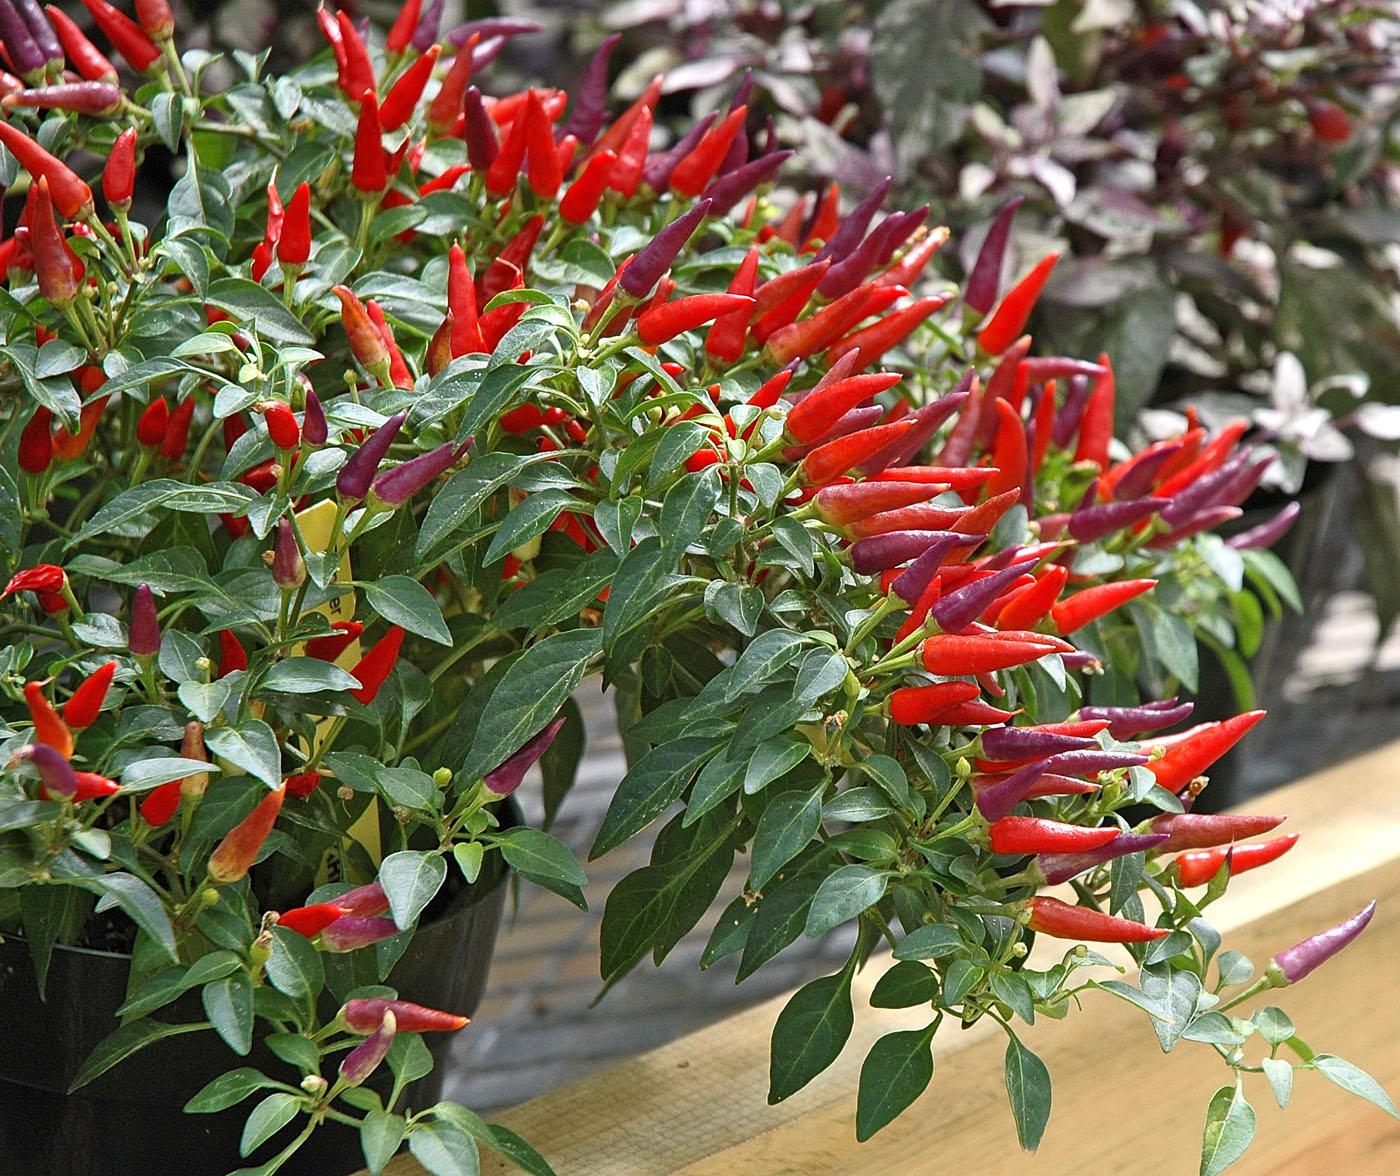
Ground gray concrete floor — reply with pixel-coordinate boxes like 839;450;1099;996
444;468;1400;1113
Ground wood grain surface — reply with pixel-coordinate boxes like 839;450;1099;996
363;741;1400;1176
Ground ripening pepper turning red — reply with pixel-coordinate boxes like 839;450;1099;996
62;661;116;729
349;626;405;704
976;253;1059;356
1146;710;1267;792
343;998;468;1034
1050;579;1157;635
340;1010;395;1086
1026;895;1169;943
24;682;73;759
988;816;1119;855
207;785;285;883
1173;834;1299;888
277;902;351;938
28;178;80;306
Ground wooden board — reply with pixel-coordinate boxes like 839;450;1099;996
365;741;1400;1176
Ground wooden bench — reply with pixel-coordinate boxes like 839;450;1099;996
366;740;1400;1175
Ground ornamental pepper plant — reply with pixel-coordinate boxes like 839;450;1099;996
0;5;1392;1175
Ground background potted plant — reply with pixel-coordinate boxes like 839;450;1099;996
0;3;1394;1175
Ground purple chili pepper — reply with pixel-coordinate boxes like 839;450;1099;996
463;86;500;171
371;438;472;507
1216;453;1275;508
484;714;567;797
1059;650;1102;671
641;113;717;194
975;759;1048;822
1227;501;1300;550
1079;700;1195;739
851;530;955;576
817;223;891;301
889;532;979;604
1043;748;1149;775
930;558;1040;634
814;176;892;264
563;33;621;146
1068;496;1167;543
1112;439;1186;501
1269;901;1376;985
410;0;444;52
1160;451;1251;526
338;881;389;917
340;1009;396;1085
718;84;750;176
1151;505;1242;547
0;0;46;78
129;583;161;657
301;388;327;446
619;199;714;299
13;742;77;800
336;411;406;501
272;519;304;589
1052;374;1092;449
760;114;778;155
872;207;929;268
860;379;975;476
699;150;791;216
1036;832;1170;886
448;17;543;46
1019;357;1107;383
470;35;509;72
321;915;401;952
13;0;59;66
964;196;1024;316
980;725;1100;761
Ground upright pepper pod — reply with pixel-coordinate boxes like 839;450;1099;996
427;32;477;134
379;44;438;131
385;0;422;56
24;682;73;758
351;92;387;193
976;252;1059;356
963;196;1023;316
207;785;285;883
103;127;137;209
128;583;161;657
18;406;53;474
28;177;80;305
276;182;312;268
78;0;160;72
333;9;374;102
63;660;116;729
44;6;117;82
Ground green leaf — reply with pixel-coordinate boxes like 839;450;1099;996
361;1110;407;1175
207;277;315;345
590;736;718;859
240;1092;302;1157
659;467;722;556
1140;964;1203;1053
86;872;177;961
481;489;578;567
600;537;674;670
453;841;484;883
1200;1082;1256;1176
768;969;854;1103
749;787;823;890
804;865;887;938
1252;1006;1295;1047
204;973;255;1056
724;629;805;701
260;657;362;694
205;721;282;788
185;1067;280;1113
1312;1054;1400;1119
856;1026;935;1140
1004;1034;1052;1152
409;1120;480;1176
738;870;822;982
70;1019;207;1091
870;960;937;1009
497;828;587;905
1261;1058;1293;1110
483;1124;556;1176
363;576;452;645
742;737;811;795
458;629;600;785
415;452;549;561
379;850;447;928
266;926;325;1000
69;479;253;547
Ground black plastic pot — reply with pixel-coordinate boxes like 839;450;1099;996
0;846;511;1176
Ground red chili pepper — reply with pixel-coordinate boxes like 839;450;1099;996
24;682;73;758
140;778;182;826
333;9;374;102
993;564;1068;630
559;148;616;225
485;101;530;197
522;89;563;199
135;397;169;448
306;620;362;660
101;127;137;211
263;403;299;450
803;418;916;486
636;293;754;347
385;0;421;55
1050;578;1157;635
1173;833;1298;887
28;178;80;305
1154;420;1248;499
279;768;322;799
44;5;117;82
427;32;477;134
333;285;391;382
1306;99;1351;144
825;294;948;371
669;105;747;197
701;246;759;364
985;399;1028;500
278;902;351;938
875;227;949;290
592;74;662;158
71;770;119;801
366;299;413;390
813;480;944;525
216;630;248;677
159;396;196;461
78;0;160;72
1073;354;1115;470
18;406;53;474
343;998;468;1034
1146;710;1266;792
765;284;903;365
379;43;438;132
277;182;312;268
134;0;173;41
478;214;544;305
50;394;107;460
786;372;902;444
1149;811;1286;853
207;785;285;883
750;260;832;343
889;681;981;725
3;563;64;599
922;631;1065;676
447;242;485;356
352;92;387;193
801;181;841;250
976;253;1059;356
63;661;116;729
349;626;405;704
989;817;1119;855
1026;895;1168;943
